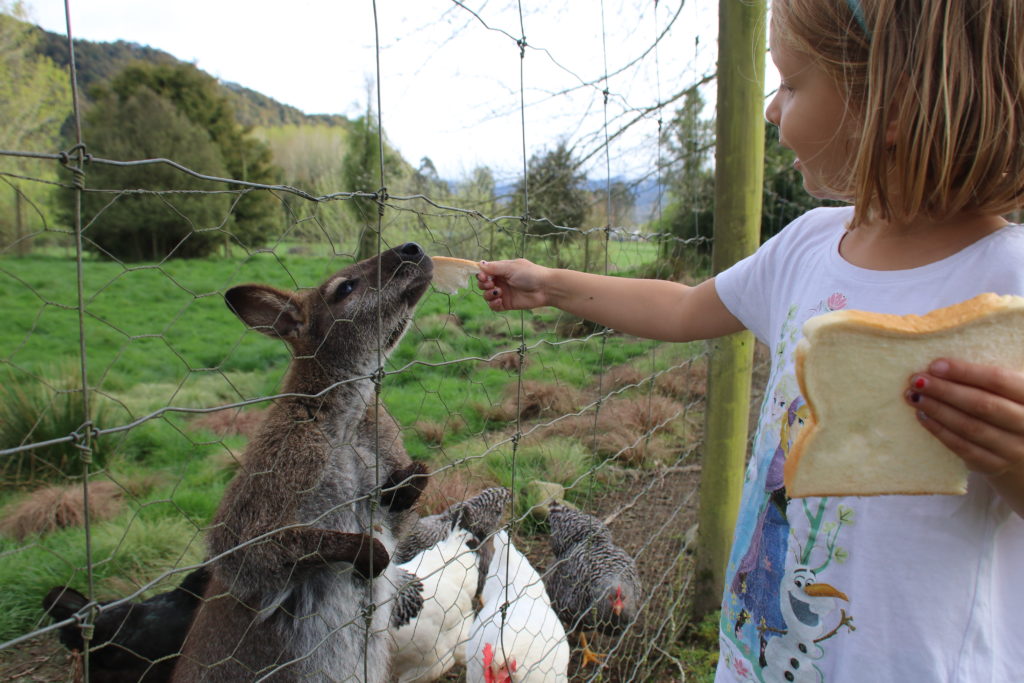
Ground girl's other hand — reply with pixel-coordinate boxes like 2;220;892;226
477;259;551;312
906;358;1024;514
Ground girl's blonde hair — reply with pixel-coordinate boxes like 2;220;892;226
772;0;1024;226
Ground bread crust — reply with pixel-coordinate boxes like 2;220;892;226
785;293;1024;498
431;256;480;269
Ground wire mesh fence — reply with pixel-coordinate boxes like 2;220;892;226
0;1;734;681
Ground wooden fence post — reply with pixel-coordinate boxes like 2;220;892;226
692;0;766;618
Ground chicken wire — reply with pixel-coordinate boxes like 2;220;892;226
0;1;729;681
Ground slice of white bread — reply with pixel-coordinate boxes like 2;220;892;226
785;293;1024;498
431;256;480;294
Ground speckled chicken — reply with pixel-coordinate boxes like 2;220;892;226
399;486;510;594
395;486;512;564
545;502;640;667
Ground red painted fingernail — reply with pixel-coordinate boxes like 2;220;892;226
492;290;499;297
913;377;926;390
909;392;922;403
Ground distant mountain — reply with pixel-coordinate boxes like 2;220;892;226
30;25;351;131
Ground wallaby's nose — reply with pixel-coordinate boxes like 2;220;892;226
396;242;424;261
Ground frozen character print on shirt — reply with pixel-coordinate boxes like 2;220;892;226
720;293;856;682
730;394;809;663
761;566;850;683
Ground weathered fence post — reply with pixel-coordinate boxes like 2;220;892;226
693;0;766;618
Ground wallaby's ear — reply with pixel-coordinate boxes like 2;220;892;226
225;284;305;339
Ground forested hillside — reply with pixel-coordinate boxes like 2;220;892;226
31;25;352;130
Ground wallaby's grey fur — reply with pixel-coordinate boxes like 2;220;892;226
172;244;433;682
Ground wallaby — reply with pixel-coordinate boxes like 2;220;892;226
172;243;433;682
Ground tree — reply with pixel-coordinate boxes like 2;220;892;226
512;141;589;267
102;62;280;250
589;180;637;230
444;164;511;259
341;112;402;260
656;88;716;274
412;156;449;198
460;165;496;215
342;114;383;260
256;123;351;244
0;3;70;253
73;86;231;260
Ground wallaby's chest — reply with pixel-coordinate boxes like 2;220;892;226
292;431;393;534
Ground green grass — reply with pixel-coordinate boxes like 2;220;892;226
669;610;721;682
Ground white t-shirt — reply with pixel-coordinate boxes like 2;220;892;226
713;206;1024;683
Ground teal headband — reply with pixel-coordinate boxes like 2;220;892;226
845;0;872;39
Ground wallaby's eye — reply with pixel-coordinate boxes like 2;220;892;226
334;279;357;301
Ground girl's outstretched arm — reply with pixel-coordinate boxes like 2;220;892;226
907;359;1024;518
476;258;745;343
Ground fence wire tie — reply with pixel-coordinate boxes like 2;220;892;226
371;366;386;391
375;187;388;217
71;421;96;464
603;88;610;105
516;37;527;58
78;610;96;644
58;143;90;189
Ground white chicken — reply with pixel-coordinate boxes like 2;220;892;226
466;531;569;682
390;527;479;682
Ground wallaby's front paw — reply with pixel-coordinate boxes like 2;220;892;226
381;461;429;512
352;536;390;579
303;530;391;579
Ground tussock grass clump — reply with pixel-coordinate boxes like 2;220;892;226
0;480;124;541
413;313;465;341
655;359;708;401
554;314;600;338
417;466;499;516
539;394;689;466
486;380;586;422
414;339;456;363
191;407;268;438
471;316;536;339
487;350;526;372
587;395;686;465
414;420;446;446
0;370;112;486
413;414;469;447
596;363;650;392
484;437;592;527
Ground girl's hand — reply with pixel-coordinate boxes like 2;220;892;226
477;259;552;312
906;358;1024;512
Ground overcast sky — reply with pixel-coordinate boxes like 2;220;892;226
28;1;773;184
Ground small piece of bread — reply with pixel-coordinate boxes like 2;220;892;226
431;256;480;294
785;293;1024;498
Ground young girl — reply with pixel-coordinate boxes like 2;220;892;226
476;1;1024;680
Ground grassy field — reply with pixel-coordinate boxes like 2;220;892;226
0;242;706;653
